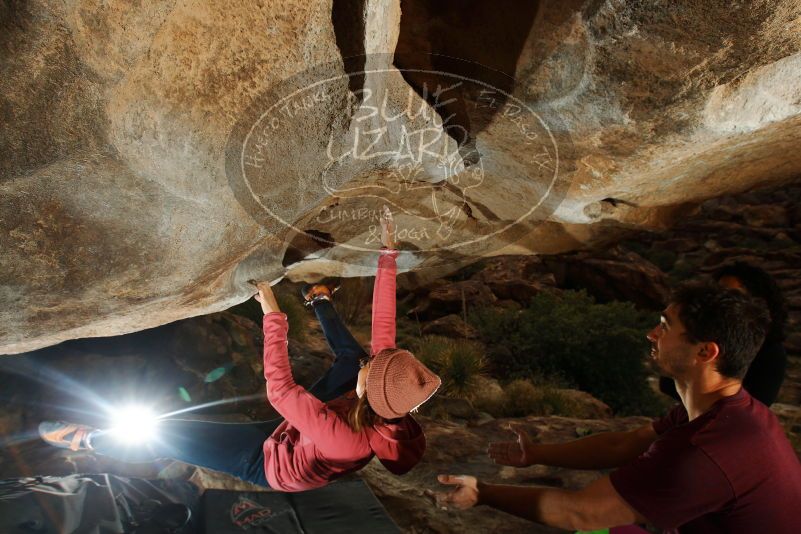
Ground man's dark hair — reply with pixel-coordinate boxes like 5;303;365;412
714;262;787;343
671;281;770;379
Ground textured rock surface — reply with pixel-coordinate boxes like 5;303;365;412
3;0;801;353
421;314;479;339
540;246;670;309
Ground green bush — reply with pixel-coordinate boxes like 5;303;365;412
470;290;662;415
470;377;595;418
412;335;486;398
500;379;582;418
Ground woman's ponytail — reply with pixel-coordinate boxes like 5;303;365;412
347;394;378;433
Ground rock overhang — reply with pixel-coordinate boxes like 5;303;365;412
2;0;801;353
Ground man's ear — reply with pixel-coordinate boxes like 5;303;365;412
697;342;720;364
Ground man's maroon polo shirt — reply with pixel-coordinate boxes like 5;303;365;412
610;388;801;533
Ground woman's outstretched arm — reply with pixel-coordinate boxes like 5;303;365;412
371;206;398;355
255;283;362;459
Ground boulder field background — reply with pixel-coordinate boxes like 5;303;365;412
3;0;801;354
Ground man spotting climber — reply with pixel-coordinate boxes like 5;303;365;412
433;281;801;532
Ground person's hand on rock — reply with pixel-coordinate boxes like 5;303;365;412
254;281;281;314
380;204;396;250
487;423;536;467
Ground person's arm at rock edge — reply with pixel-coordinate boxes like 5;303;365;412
255;283;361;458
433;474;647;531
370;205;398;355
488;423;657;470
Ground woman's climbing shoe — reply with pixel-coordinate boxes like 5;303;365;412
38;421;95;451
301;279;340;306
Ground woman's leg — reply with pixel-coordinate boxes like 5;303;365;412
89;419;281;487
306;298;367;402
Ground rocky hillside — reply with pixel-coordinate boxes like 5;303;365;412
397;181;801;398
621;184;801;355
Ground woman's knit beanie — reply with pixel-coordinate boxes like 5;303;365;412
366;348;441;419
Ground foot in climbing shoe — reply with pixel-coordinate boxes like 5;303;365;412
38;421;96;452
301;279;340;306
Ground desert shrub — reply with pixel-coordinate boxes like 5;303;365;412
469;378;505;415
501;379;582;417
395;315;422;350
332;277;373;326
413;335;486;398
471;378;588;418
470;290;662;415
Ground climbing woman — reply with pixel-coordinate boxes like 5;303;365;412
39;206;441;491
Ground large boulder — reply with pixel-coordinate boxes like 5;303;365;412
540;246;670;309
3;0;801;353
471;255;557;305
410;280;497;320
421;314;479;339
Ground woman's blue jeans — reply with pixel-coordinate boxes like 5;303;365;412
90;299;368;487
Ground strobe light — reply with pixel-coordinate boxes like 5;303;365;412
108;405;158;444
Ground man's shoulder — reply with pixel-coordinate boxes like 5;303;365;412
704;390;780;435
693;393;800;485
654;393;782;457
652;402;688;435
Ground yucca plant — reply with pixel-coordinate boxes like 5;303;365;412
413;335;487;399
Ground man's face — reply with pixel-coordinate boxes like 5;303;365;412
646;303;697;378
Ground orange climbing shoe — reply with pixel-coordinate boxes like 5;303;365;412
38;421;95;451
301;279;340;306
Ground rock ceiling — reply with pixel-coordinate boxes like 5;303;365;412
2;0;801;353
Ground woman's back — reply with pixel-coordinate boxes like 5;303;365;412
262;389;425;492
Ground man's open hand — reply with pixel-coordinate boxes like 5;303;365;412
431;474;480;510
488;423;537;467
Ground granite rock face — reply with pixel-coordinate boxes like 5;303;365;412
3;0;801;353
